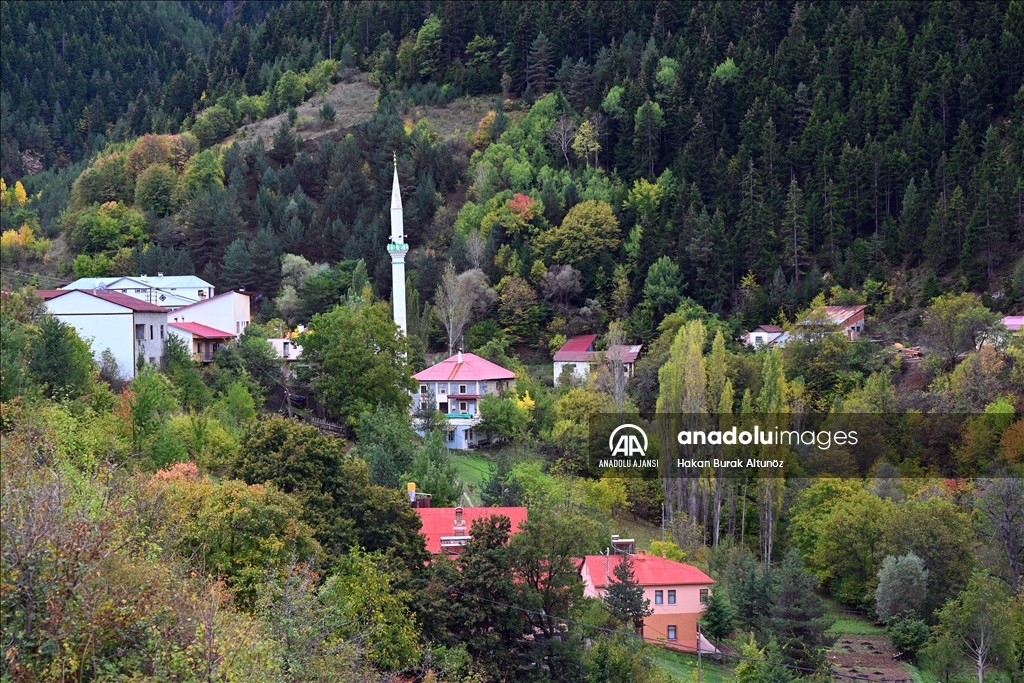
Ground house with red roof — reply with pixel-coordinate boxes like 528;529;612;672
581;551;715;651
168;322;236;362
412;351;516;449
38;288;169;379
413;503;528;555
553;334;643;387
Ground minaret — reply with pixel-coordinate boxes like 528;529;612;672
388;154;409;335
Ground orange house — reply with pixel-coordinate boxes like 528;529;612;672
581;551;715;651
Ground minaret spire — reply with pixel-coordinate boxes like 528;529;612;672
388;155;408;335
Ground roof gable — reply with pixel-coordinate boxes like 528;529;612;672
40;288;166;312
553;334;599;361
413;353;516;382
583;554;714;588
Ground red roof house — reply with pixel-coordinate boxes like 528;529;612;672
414;506;528;554
553;334;642;387
581;551;715;651
168;321;235;362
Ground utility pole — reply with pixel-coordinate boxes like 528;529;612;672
697;623;702;683
661;503;665;542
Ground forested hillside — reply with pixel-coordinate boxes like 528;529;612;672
1;2;1023;681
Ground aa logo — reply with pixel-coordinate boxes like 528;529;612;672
608;424;648;458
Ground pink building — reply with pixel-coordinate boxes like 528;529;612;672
581;551;715;651
412;351;516;449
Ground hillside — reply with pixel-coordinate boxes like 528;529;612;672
1;3;1023;681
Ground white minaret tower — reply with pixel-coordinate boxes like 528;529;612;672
388;154;409;335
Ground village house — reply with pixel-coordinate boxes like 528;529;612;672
411;494;528;556
38;289;167;379
167;290;252;336
412;351;516;450
552;334;643;387
741;324;784;348
581;550;715;651
745;305;867;348
167;322;235;362
61;274;215;309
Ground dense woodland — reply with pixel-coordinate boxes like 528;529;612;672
1;1;1024;681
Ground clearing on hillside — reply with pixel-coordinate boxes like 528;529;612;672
228;73;495;148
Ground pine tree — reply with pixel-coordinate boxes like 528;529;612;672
526;32;553;96
633;100;664;177
249;226;282;295
700;589;736;641
603;555;652;635
220;238;256;291
785;177;808;283
765;551;836;671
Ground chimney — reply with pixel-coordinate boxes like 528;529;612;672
453;506;467;536
457;350;463;363
637;550;647;561
157;272;163;277
407;482;417;506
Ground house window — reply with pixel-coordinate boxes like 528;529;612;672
467;429;474;441
655;590;663;605
160;325;164;340
754;335;763;345
668;590;676;605
150;325;154;340
481;381;488;393
459;384;467;394
459;401;468;412
420;385;429;395
447;430;455;442
283;342;290;358
135;324;145;340
667;625;677;641
700;589;709;604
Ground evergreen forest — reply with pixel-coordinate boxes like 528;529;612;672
1;1;1023;681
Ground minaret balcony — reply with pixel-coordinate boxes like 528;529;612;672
387;242;409;253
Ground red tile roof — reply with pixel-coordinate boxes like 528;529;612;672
413;352;516;382
583;554;714;588
168;322;235;338
415;507;528;553
553;334;599;361
754;324;784;333
37;288;167;312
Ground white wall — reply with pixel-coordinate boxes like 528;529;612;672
170;292;250;335
554;360;591;386
135;310;168;366
45;292;136;378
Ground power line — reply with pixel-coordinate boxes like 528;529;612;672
416;578;911;683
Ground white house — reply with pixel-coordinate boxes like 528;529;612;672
38;289;168;379
268;337;302;361
61;275;215;309
741;324;784;348
167;290;252;336
552;334;643;387
746;306;867;349
412;351;516;450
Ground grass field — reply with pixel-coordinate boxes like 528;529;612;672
823;599;886;636
653;649;731;683
452;451;491;505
